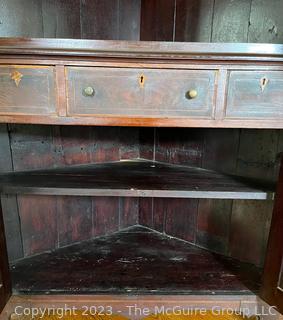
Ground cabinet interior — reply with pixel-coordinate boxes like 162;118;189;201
0;125;280;296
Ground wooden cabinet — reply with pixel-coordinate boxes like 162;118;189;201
225;71;283;119
0;39;283;317
0;66;56;115
66;67;216;118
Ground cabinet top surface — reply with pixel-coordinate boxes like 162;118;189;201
0;38;283;61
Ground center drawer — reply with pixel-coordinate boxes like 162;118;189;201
66;67;217;118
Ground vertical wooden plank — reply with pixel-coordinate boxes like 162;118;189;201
54;126;95;247
198;129;240;255
155;128;203;165
229;130;278;266
0;125;23;262
153;198;166;233
212;0;252;42
92;197;119;236
201;129;240;174
175;0;214;42
57;196;92;247
0;0;43;37
261;157;283;314
236;130;279;182
140;0;175;41
42;0;81;38
139;128;155;226
9;125;59;171
139;198;153;228
119;128;140;228
0;196;22;262
248;0;283;44
81;0;119;39
197;199;232;255
119;198;139;228
230;200;273;266
90;127;121;235
9;125;59;256
164;198;197;242
139;128;155;160
153;128;203;240
119;127;140;160
118;0;141;40
18;195;58;256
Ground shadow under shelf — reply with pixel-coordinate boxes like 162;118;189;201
0;159;275;200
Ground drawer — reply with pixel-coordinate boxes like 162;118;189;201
0;66;56;115
225;71;283;119
66;67;216;118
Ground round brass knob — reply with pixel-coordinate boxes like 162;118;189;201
186;89;198;99
83;86;95;96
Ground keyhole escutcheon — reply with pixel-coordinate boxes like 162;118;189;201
139;74;146;88
260;76;269;92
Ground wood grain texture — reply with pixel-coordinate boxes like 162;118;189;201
9;125;59;256
92;197;119;237
81;0;118;40
118;0;141;41
140;0;175;41
11;226;261;295
57;196;92;247
0;125;23;262
42;0;81;38
248;0;283;44
81;0;140;40
0;0;43;37
175;0;214;42
212;0;252;42
197;200;232;255
229;200;273;267
0;66;56;115
67;67;216;118
198;129;240;256
17;195;58;256
164;198;197;242
226;71;283;119
261;156;283;314
0;159;274;199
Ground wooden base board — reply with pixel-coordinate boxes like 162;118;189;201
1;295;282;320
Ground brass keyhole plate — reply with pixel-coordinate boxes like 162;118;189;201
260;76;269;92
139;74;146;88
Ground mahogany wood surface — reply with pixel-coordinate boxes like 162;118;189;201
0;65;56;115
11;226;261;295
0;39;282;128
0;38;283;61
0;159;275;199
66;67;216;118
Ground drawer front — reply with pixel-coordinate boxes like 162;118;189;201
67;67;216;118
0;66;56;115
226;71;283;119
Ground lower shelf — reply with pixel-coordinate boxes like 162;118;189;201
11;226;261;295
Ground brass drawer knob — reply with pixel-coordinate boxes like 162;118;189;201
83;86;95;96
186;89;198;99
